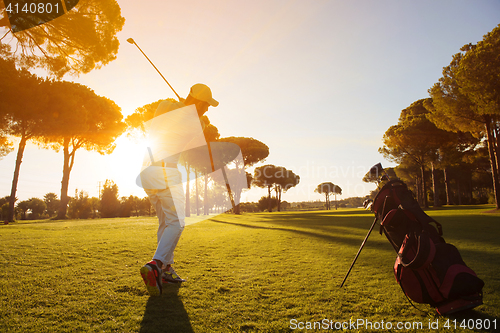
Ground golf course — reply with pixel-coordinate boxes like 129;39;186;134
1;206;498;332
2;1;500;332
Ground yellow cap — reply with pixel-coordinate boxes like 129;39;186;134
189;84;219;107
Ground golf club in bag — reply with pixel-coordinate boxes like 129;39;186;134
128;38;236;210
341;163;484;315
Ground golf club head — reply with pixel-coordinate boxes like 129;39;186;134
127;38;135;44
362;163;386;182
363;199;373;210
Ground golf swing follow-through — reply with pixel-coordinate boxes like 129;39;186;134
128;37;236;296
127;37;236;203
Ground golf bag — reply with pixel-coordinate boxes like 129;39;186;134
372;179;484;315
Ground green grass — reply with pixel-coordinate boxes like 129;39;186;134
0;206;499;332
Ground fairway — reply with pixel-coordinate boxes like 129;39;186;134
0;208;499;332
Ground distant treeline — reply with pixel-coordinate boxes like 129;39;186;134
235;196;370;213
1;184;155;221
1;189;371;221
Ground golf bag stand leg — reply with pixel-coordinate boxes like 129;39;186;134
340;217;378;288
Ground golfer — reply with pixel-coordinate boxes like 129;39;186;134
139;83;218;296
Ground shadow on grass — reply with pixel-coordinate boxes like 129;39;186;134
226;210;500;266
4;218;107;226
2;219;73;226
140;284;193;333
238;212;378;236
208;218;381;251
3;216;155;226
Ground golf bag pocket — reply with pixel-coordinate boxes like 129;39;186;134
394;234;442;305
394;256;443;306
394;237;484;309
431;243;484;300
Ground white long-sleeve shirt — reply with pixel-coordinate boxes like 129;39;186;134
137;101;207;190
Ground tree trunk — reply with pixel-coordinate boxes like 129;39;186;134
485;118;500;208
415;176;421;205
195;171;199;216
267;185;272;212
8;135;28;221
420;164;429;208
443;168;452;205
232;169;242;215
431;162;441;208
232;165;242;215
469;177;474;204
494;122;500;174
275;186;282;212
278;187;282;211
57;139;75;219
204;174;208;215
233;192;241;214
185;163;191;217
457;180;462;205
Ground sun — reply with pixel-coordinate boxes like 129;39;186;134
101;133;150;198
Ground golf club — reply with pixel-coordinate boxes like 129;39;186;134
128;37;236;211
340;163;391;287
127;38;182;101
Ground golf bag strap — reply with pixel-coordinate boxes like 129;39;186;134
399;232;436;270
379;209;401;252
379;208;398;230
395;264;428;314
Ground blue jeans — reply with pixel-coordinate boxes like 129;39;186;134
145;168;185;267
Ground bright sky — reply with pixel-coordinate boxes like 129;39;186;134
1;0;499;204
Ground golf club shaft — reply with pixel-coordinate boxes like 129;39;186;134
340;217;378;288
128;39;182;101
